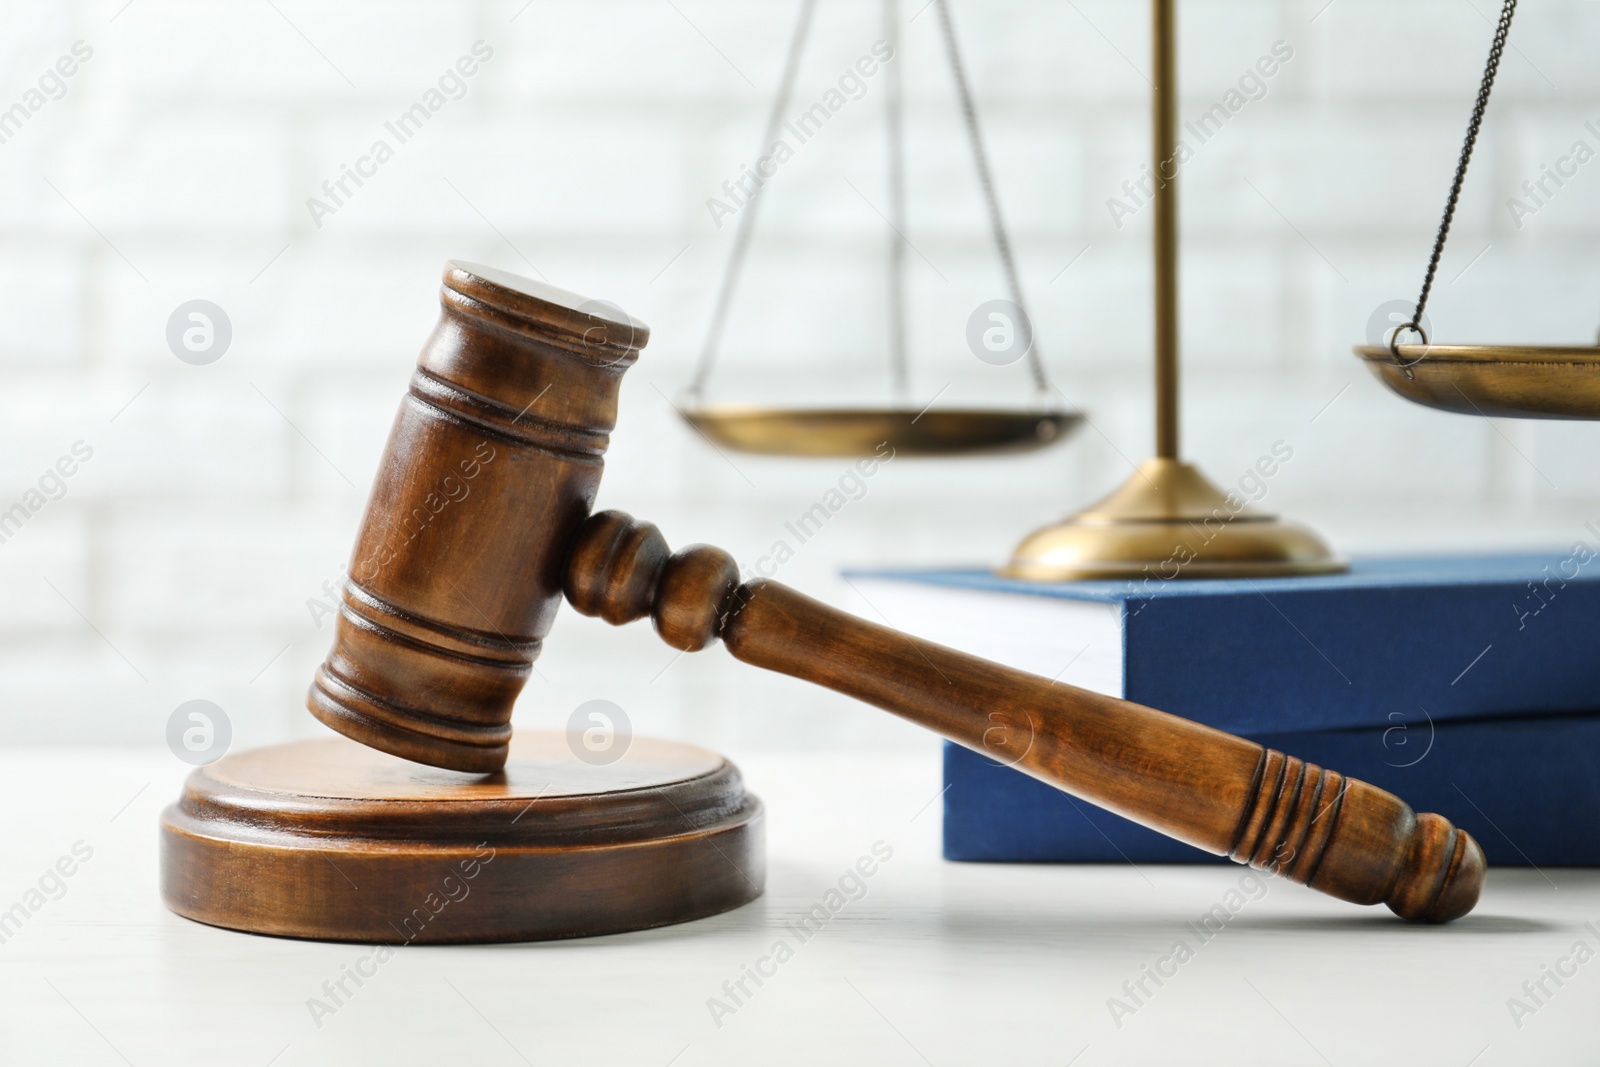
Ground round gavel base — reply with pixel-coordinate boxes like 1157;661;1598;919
160;732;764;944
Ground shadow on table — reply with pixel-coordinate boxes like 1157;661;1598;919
465;859;1574;952
1227;913;1558;934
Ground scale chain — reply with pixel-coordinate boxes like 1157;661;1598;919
933;0;1052;397
688;0;819;400
691;0;1059;405
885;0;910;400
1393;0;1517;370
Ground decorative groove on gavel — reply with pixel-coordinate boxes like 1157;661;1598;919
565;511;1486;923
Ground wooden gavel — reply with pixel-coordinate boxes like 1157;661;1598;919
310;261;1484;923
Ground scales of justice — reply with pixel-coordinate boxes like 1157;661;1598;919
158;0;1571;943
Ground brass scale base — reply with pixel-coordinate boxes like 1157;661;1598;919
1004;456;1343;581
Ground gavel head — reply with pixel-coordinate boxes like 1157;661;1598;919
307;261;649;773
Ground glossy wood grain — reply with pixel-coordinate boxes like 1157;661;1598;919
307;261;649;773
160;732;763;943
567;511;1485;923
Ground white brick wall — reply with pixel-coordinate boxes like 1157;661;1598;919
3;0;1600;754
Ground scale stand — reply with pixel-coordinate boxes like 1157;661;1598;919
1002;0;1344;581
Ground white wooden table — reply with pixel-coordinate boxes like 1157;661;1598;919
0;746;1593;1066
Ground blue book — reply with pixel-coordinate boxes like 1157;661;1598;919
844;553;1600;736
942;711;1600;866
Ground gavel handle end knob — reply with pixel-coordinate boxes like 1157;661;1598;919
1227;755;1486;922
1385;813;1486;923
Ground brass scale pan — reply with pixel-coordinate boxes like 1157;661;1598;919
684;406;1080;457
1355;345;1600;420
1356;5;1600;423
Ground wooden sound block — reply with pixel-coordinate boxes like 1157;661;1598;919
160;731;764;944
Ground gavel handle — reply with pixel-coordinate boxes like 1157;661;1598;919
565;511;1485;922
